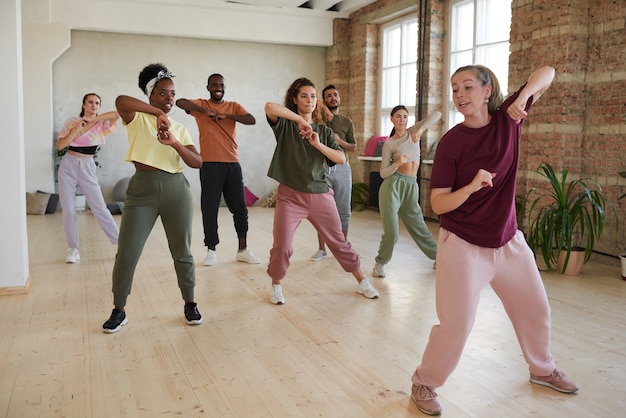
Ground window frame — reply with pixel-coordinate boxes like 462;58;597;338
445;0;512;129
378;15;419;137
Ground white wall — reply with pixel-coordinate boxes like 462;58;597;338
2;0;29;289
52;30;327;204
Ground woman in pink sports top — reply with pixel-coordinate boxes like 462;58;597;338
56;93;120;263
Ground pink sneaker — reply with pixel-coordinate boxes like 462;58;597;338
530;369;579;393
411;384;441;416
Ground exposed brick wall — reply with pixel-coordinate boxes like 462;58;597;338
326;0;445;184
512;0;625;257
327;0;625;257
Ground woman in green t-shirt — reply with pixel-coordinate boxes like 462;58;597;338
264;77;380;305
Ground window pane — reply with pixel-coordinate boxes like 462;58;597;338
448;109;464;128
475;43;510;95
447;0;512;130
450;50;473;76
380;116;392;137
402;19;418;64
450;1;474;52
476;0;512;44
382;67;400;108
383;25;401;67
400;63;417;106
380;16;419;137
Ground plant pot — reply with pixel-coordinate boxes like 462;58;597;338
620;253;626;280
557;250;585;276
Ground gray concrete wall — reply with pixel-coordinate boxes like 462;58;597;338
52;30;326;204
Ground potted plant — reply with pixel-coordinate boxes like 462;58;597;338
526;162;616;275
351;182;370;212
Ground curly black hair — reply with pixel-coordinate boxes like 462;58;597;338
138;63;168;95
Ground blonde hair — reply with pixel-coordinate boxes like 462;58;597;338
452;65;504;113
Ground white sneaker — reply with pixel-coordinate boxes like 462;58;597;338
270;284;285;305
66;247;80;263
356;278;379;299
203;249;217;266
310;249;327;262
372;262;386;278
236;247;261;264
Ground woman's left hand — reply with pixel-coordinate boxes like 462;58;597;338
157;128;177;146
301;129;320;146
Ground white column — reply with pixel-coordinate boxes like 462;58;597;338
0;0;29;292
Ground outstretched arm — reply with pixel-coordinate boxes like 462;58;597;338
507;66;555;124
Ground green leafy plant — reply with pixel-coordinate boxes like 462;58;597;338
351;182;370;212
526;162;617;273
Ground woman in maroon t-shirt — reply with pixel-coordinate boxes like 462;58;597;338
408;65;578;416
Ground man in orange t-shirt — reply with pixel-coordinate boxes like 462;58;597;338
176;74;260;266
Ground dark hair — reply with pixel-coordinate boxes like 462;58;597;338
283;78;323;124
322;84;337;97
389;105;409;137
79;93;101;117
452;65;504;113
207;73;224;85
138;63;169;95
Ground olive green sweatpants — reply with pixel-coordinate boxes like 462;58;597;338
111;170;195;308
375;171;437;265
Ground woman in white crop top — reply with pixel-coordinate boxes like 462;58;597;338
371;106;441;279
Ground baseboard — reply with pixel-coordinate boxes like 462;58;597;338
0;276;32;296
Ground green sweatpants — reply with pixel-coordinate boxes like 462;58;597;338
375;171;437;265
111;170;195;307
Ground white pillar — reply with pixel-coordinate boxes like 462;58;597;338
0;0;29;292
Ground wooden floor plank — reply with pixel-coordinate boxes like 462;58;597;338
0;207;624;417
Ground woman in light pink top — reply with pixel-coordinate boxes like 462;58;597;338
56;93;120;263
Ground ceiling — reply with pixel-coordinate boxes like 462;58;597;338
229;0;377;14
152;0;379;17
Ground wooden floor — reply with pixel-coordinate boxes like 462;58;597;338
1;206;625;417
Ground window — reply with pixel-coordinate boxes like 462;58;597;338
447;0;512;128
379;16;418;136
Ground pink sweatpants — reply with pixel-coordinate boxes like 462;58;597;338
412;228;556;388
267;184;360;281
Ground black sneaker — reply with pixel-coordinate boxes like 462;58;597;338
184;302;203;325
102;308;128;334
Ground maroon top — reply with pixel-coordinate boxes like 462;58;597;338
431;84;533;248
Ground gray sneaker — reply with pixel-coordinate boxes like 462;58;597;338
372;262;386;278
310;249;327;262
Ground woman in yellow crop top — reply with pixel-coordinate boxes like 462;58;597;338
102;63;203;334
